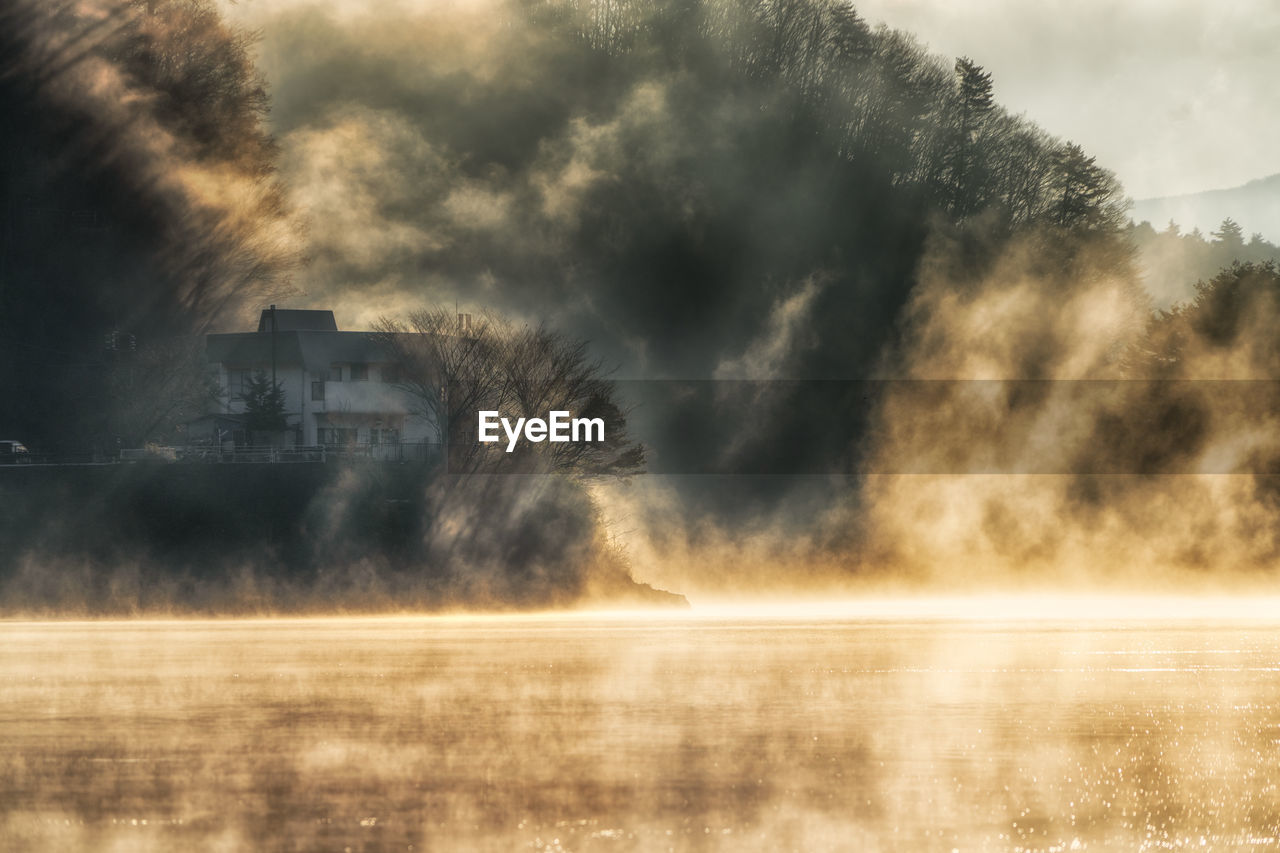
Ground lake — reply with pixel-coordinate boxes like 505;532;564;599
4;600;1280;851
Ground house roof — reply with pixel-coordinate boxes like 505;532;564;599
257;309;338;333
209;309;411;371
207;331;392;372
206;332;305;367
296;332;388;368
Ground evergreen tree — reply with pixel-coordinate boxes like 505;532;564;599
1212;217;1245;249
947;57;995;217
240;371;287;432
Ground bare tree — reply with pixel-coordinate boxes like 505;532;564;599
107;335;223;446
374;308;644;478
491;320;644;476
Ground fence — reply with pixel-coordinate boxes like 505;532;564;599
116;442;442;464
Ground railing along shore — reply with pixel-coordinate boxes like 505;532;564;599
1;443;441;466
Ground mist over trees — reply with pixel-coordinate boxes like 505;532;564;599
18;0;1279;600
0;0;302;453
249;0;1141;533
1132;261;1280;379
106;336;220;446
2;0;1139;454
1129;217;1280;308
260;0;1134;378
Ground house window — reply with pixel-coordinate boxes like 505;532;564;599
350;363;369;381
311;381;325;402
329;363;343;382
228;369;251;397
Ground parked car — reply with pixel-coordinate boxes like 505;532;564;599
0;440;31;464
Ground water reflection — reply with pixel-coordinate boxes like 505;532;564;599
4;608;1280;850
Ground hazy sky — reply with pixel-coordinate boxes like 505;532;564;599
855;0;1280;199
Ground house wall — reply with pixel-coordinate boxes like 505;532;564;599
307;362;435;446
214;355;435;447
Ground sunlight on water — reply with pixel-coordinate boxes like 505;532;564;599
6;598;1280;851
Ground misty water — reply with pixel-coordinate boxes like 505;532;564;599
5;607;1280;852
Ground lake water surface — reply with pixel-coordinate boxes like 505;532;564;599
5;603;1280;851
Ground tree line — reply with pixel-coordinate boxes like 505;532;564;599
1129;217;1280;307
528;0;1128;234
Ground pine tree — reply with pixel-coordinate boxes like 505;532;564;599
240;371;287;432
1212;217;1244;249
948;56;994;216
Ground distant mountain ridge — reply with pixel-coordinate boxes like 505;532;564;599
1132;173;1280;242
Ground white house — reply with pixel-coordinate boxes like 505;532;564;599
197;308;436;455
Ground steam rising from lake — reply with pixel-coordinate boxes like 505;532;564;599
8;605;1280;851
